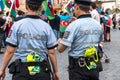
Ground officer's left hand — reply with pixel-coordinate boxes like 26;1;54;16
53;72;60;80
57;38;62;44
0;69;5;80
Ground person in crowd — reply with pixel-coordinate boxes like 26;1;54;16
60;11;64;15
0;11;8;53
59;12;72;38
0;0;59;80
112;14;116;30
90;2;100;23
69;13;77;23
5;12;13;36
104;10;112;42
117;15;120;30
49;10;60;39
100;11;107;41
15;10;25;21
40;10;48;23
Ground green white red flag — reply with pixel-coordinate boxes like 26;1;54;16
3;0;19;17
43;0;55;20
65;0;73;13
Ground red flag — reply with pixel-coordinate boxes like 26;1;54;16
67;3;72;9
15;0;19;8
48;0;54;16
7;22;12;35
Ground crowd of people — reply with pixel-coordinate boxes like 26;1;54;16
0;0;120;80
0;8;76;53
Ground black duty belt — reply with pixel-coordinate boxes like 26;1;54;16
69;56;95;67
21;60;47;66
69;56;94;62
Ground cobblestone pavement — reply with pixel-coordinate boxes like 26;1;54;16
0;29;120;80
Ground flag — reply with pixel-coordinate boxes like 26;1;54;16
4;0;19;17
65;0;73;13
43;0;55;20
60;20;70;32
15;0;19;8
59;14;72;32
0;0;4;10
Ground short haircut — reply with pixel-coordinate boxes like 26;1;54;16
90;2;97;9
75;3;90;13
26;0;43;11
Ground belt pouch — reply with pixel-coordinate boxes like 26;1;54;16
8;59;21;74
14;59;21;73
8;62;16;74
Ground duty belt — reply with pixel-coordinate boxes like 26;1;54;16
70;56;97;70
21;61;46;66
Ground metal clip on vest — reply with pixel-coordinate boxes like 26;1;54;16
78;57;86;67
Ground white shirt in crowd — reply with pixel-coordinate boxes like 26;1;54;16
90;9;100;23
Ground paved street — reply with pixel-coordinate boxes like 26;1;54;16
0;28;120;80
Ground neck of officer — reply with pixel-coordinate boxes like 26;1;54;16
27;10;38;16
77;10;89;18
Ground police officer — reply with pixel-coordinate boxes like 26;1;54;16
0;0;59;80
57;0;103;80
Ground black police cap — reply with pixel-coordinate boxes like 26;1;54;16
74;0;93;6
26;0;43;5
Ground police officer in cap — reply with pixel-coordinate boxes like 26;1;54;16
0;0;59;80
57;0;103;80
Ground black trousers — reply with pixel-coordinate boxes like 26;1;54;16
68;57;101;80
9;60;51;80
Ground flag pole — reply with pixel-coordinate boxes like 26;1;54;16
4;0;15;30
1;0;15;32
64;0;73;14
8;0;15;17
64;0;71;11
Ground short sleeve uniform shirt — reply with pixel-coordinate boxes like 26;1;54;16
6;15;57;62
61;14;103;58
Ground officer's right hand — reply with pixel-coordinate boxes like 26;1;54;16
0;69;5;80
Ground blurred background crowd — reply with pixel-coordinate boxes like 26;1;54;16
1;0;120;53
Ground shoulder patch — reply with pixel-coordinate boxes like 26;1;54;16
63;31;70;39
